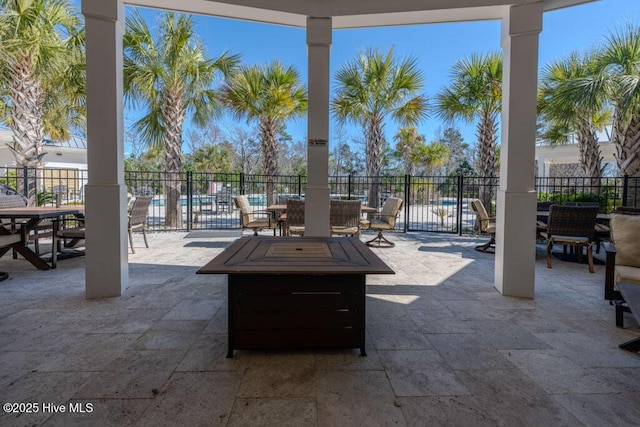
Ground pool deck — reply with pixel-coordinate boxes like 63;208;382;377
1;230;639;426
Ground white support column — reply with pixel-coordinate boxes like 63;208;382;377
82;0;128;298
495;2;542;298
305;17;332;237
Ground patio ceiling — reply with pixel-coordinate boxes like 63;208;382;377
81;0;598;299
127;0;597;28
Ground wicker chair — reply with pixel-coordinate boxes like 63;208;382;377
469;199;496;252
330;199;361;238
364;197;403;247
233;195;276;236
285;198;305;236
540;204;599;273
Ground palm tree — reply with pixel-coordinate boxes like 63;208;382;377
332;48;428;208
599;23;640;206
538;51;611;188
435;52;502;210
123;9;239;227
0;0;84;204
417;142;449;176
393;127;424;176
224;61;307;205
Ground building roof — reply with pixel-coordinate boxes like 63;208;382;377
127;0;597;29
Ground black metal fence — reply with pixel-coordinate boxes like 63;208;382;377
1;166;639;234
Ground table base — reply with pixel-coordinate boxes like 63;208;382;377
227;273;366;357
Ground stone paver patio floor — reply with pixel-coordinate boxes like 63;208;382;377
1;231;639;426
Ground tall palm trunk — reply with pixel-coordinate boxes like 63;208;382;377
260;117;279;206
576;125;603;190
6;54;46;205
366;115;384;208
476;112;497;213
162;90;186;228
614;108;640;207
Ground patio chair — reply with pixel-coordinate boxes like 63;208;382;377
536;201;553;239
604;211;640;328
128;196;153;253
330;199;361;238
0;193;52;255
285;198;305;236
469;199;496;252
540;204;599;273
0;231;24;281
364;196;403;248
233;195;276;236
564;202;609;252
57;196;153;254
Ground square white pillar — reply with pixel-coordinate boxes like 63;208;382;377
495;2;542;298
305;17;332;237
82;0;128;297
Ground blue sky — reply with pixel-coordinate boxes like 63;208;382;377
76;0;637;152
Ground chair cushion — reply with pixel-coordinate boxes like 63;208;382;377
58;227;86;239
331;226;359;236
369;219;394;230
615;265;640;286
246;219;272;229
611;214;640;268
548;235;591;245
0;233;22;246
288;225;305;235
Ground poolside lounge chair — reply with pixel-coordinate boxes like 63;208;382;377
233;195;276;236
364;197;403;248
469;199;496;252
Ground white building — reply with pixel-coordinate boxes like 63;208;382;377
0;125;88;170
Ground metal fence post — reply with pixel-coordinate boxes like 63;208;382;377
457;174;463;236
622;175;629;207
240;172;245;195
186;171;193;232
348;174;352;200
404;175;410;232
298;175;302;197
22;166;29;199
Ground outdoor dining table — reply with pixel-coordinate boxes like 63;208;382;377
0;206;83;270
267;203;377;235
536;210;611;220
267;204;377;213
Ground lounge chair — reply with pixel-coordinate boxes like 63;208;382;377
233;195;276;236
469;199;496;252
364;196;403;248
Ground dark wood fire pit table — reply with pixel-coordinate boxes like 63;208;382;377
197;236;394;357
